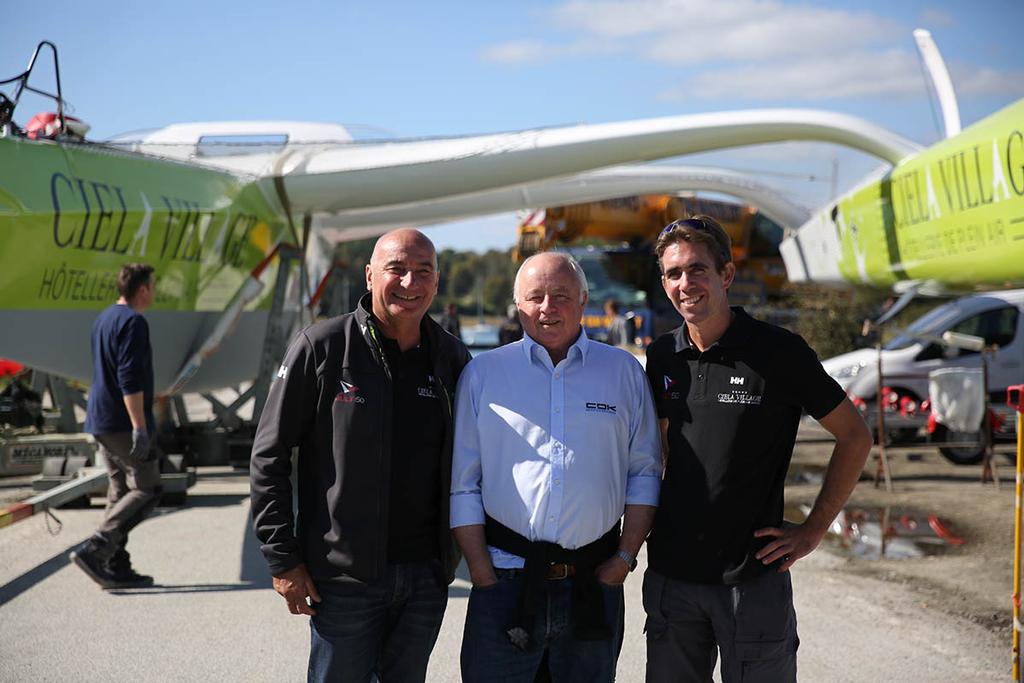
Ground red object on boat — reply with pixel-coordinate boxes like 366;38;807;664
25;112;89;139
0;359;24;377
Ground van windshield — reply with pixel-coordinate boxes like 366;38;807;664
884;303;961;350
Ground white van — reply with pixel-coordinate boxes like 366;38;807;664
822;289;1024;463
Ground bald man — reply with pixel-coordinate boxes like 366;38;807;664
451;252;661;682
251;229;472;682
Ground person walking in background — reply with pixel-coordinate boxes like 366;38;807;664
451;252;661;682
643;216;872;682
439;301;462;340
498;303;524;346
250;228;471;682
70;263;161;589
603;299;631;347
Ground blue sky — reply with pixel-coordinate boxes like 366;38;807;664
4;0;1023;251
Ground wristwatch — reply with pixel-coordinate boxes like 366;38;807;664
615;549;638;572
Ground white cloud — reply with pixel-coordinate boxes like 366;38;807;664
495;0;898;65
920;9;955;28
949;63;1024;97
480;41;551;65
660;49;928;100
480;39;618;65
641;5;895;64
481;0;1023;104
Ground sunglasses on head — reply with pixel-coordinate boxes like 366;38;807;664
658;217;716;239
658;217;731;263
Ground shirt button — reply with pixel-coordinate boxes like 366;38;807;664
549;516;555;521
554;372;560;378
554;407;561;413
554;479;561;486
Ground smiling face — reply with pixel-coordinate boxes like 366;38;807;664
515;253;587;363
659;239;734;330
365;229;439;331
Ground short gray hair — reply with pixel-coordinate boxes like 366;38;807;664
513;252;589;304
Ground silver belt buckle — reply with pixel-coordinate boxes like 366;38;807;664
548;563;569;580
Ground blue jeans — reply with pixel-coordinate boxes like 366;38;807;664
308;561;447;683
461;569;624;683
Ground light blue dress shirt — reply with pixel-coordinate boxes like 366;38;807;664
450;329;661;568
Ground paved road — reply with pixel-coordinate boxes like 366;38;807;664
0;468;1006;681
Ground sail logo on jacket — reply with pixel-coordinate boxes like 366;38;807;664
335;379;366;404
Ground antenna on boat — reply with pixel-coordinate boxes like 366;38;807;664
0;41;66;135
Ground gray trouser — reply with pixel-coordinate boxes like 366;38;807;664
643;568;798;683
93;432;162;557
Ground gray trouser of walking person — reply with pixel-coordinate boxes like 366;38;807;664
643;568;799;683
92;432;162;558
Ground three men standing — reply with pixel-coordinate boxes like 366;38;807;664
642;217;872;682
252;218;870;682
451;252;661;682
250;229;471;682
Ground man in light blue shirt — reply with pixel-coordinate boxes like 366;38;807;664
451;251;661;683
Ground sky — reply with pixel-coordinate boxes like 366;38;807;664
3;0;1023;252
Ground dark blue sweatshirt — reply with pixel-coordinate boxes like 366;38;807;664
84;303;155;434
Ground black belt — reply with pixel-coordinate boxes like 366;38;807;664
484;516;619;647
496;564;577;580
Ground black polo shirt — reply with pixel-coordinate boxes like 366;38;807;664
644;307;845;585
381;335;446;563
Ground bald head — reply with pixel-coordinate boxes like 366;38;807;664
365;228;439;337
370;228;437;268
514;252;588;304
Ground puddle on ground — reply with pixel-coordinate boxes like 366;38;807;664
784;503;965;560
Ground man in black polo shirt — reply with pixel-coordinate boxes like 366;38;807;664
643;216;872;683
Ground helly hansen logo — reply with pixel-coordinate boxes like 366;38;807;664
276;364;288;380
335;380;365;404
586;402;616;414
730;376;745;385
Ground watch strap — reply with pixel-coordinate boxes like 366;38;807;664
615;548;638;571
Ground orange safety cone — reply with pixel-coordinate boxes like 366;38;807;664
1009;384;1024;681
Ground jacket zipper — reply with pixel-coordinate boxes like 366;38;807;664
363;318;392;578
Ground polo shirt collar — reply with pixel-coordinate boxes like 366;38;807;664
673;306;751;353
522;327;590;368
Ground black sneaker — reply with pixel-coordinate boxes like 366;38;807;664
69;539;117;589
106;549;154;588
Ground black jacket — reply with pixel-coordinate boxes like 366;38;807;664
250;294;472;584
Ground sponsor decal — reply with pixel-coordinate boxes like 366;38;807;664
335;379;365;404
730;376;745;385
717;392;762;405
662;374;680;400
276;364;288;379
585;401;617;414
418;375;438;399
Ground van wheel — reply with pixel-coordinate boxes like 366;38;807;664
933;424;985;465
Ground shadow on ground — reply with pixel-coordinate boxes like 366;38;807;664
0;492;265;606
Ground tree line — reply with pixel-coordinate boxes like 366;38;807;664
325;239;517;317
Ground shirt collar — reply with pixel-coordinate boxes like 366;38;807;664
521;327;590;368
673;306;752;353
